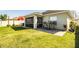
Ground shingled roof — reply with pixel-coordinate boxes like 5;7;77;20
24;10;75;18
43;10;69;14
42;10;75;18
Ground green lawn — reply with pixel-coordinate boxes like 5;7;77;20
0;27;75;48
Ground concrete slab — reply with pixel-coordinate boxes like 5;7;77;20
54;31;66;36
36;28;66;36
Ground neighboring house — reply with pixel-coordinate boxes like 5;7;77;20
24;10;75;31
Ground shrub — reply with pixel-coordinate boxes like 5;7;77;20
69;21;76;32
7;25;11;27
12;24;15;26
70;21;76;29
11;25;16;29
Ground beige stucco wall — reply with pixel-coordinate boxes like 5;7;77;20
43;13;69;30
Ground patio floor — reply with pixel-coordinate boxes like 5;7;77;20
36;28;66;36
54;31;66;36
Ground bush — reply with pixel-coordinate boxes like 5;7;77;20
70;21;76;29
69;21;76;32
7;25;11;27
12;24;15;26
11;25;16;29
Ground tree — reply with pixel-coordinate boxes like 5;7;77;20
4;14;7;20
0;14;10;26
0;14;7;20
0;14;7;26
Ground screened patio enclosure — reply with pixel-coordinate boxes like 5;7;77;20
25;16;43;28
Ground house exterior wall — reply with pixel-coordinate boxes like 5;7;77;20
43;13;69;30
57;13;67;30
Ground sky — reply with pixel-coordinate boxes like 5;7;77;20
0;10;45;19
0;10;79;19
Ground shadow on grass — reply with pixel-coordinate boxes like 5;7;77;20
11;26;28;31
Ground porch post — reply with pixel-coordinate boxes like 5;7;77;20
33;15;37;29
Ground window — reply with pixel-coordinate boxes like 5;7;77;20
50;16;57;21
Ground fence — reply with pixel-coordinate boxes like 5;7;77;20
0;20;24;27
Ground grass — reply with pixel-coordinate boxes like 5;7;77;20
0;27;75;48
